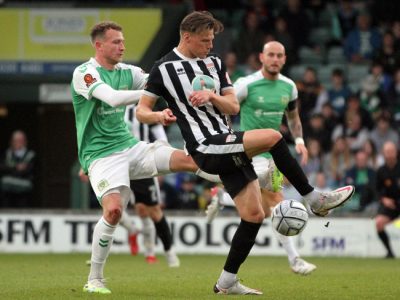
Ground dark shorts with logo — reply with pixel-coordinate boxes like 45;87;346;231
191;131;257;199
130;178;159;206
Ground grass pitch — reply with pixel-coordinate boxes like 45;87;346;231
0;254;399;299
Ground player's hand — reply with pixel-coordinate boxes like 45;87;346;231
295;143;308;165
381;197;396;209
78;168;89;183
189;90;212;107
159;108;176;126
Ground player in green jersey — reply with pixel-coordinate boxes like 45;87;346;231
71;21;218;295
206;41;316;274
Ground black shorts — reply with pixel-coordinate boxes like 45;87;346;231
129;178;160;206
377;203;400;220
191;132;257;199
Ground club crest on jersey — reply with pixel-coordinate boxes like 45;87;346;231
84;73;97;88
225;134;237;143
206;62;217;73
281;95;289;104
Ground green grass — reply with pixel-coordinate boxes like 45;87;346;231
0;254;399;299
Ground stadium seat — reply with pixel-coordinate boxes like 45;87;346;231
327;46;347;64
288;65;307;82
299;47;324;65
347;64;370;85
309;27;332;47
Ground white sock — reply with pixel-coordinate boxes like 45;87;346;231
273;227;299;263
119;211;138;235
196;169;221;183
217;270;237;289
303;189;320;203
89;217;117;281
141;217;155;257
220;192;235;207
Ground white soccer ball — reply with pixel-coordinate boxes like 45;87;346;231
271;200;308;236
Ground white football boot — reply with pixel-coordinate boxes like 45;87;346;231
83;278;111;294
290;257;317;275
307;185;355;217
214;280;263;295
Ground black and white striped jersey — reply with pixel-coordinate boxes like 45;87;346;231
143;48;234;154
125;104;168;143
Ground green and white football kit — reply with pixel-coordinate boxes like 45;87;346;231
71;58;175;204
235;71;297;188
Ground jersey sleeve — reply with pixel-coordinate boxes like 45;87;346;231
218;58;233;92
72;64;104;100
290;79;298;101
130;65;148;90
143;64;164;99
233;77;248;103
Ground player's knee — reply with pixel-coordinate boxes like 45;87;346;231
105;207;122;224
375;216;388;231
247;208;265;223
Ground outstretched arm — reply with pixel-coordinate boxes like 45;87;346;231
136;94;176;126
286;105;308;165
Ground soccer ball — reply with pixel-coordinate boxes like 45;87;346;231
271;200;308;236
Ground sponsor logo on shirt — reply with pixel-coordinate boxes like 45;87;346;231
84;73;97;88
206;62;217;73
97;107;124;116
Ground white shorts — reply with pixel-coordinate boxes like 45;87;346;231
252;156;273;188
88;140;175;205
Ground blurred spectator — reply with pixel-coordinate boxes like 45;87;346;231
313;171;331;192
243;52;262;75
0;130;35;208
343;150;377;212
278;0;311;50
392;21;400;50
375;141;400;259
320;102;340;141
325;68;352;117
370;114;400;153
359;62;389;119
373;31;400;75
302;138;323;182
304;0;326;26
158;175;180;209
342;94;374;130
344;12;382;63
232;10;265;64
224;51;245;83
296;67;328;122
246;0;275;32
362;139;384;169
332;112;370;152
177;174;200;209
333;0;359;41
271;17;296;67
386;68;400;126
323;136;354;187
304;113;332;153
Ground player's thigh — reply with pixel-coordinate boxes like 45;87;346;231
88;150;130;203
243;129;282;158
128;141;175;179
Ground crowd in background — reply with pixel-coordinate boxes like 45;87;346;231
1;0;400;214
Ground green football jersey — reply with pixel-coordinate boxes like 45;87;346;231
71;58;146;172
234;71;298;158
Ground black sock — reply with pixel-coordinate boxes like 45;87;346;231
378;230;394;256
224;219;262;274
269;138;314;195
154;216;172;252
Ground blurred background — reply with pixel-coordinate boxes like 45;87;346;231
0;1;400;256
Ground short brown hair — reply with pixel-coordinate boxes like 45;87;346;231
90;21;122;43
180;11;224;35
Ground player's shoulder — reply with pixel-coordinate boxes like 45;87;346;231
73;58;97;76
207;52;223;61
155;50;182;67
277;73;296;87
235;70;263;86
